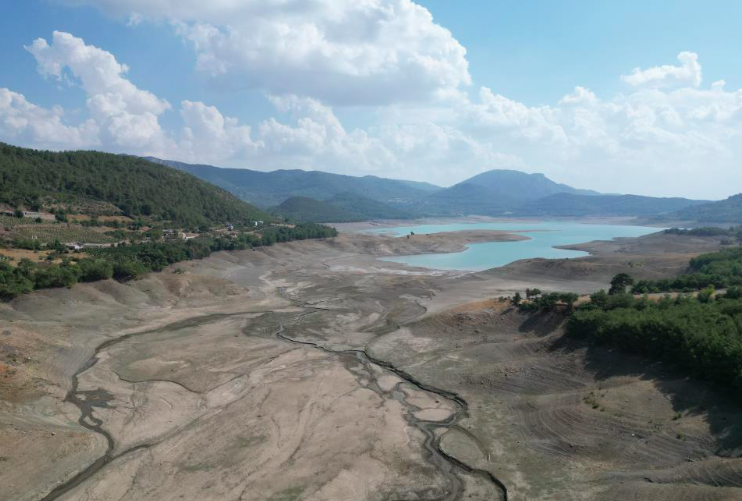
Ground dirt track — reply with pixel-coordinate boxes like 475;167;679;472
1;229;741;500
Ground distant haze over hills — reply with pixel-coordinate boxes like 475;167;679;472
146;157;716;223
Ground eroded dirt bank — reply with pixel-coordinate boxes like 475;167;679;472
2;230;741;501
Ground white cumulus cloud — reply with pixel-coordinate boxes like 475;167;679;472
0;88;98;149
25;31;173;152
58;0;471;106
621;51;702;89
179;100;262;163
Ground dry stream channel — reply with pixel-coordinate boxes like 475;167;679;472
41;291;507;501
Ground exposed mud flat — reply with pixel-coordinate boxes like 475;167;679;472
370;303;742;500
1;229;740;500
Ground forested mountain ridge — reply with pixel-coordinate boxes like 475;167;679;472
658;193;742;224
143;158;711;220
272;192;413;223
271;197;359;223
147;157;440;208
417;171;705;218
514;193;707;217
324;192;413;220
0;143;270;227
418;170;601;215
460;170;600;198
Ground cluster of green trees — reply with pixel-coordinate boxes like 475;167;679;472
516;288;580;312
13;238;42;251
0;224;337;300
567;289;742;401
0;142;270;228
510;247;742;402
91;224;338;279
665;226;742;239
631;247;742;293
0;259;116;301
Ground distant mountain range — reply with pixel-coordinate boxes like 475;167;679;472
146;158;438;209
147;158;717;223
415;170;601;215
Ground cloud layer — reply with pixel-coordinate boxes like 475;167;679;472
2;6;742;198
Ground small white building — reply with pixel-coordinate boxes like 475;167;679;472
82;243;114;249
22;211;56;221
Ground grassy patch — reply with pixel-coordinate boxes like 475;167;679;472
268;487;304;501
12;225;117;244
235;435;266;448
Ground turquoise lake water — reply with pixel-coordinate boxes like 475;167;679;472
367;221;662;271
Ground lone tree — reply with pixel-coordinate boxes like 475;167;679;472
525;288;542;300
562;292;579;310
513;292;522;305
698;286;715;304
609;273;634;295
590;289;609;308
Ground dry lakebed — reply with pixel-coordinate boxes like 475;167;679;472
2;223;741;501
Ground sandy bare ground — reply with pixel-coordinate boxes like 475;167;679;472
1;228;740;501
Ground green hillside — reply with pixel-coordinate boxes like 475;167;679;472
272;192;412;223
272;197;360;223
419;183;512;216
514;193;706;217
324;192;412;220
661;193;742;224
0;143;270;227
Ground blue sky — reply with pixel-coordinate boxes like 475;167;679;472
421;0;742;103
1;1;741;199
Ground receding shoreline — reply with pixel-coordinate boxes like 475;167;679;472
332;215;657;233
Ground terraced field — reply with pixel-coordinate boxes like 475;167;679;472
7;224;117;244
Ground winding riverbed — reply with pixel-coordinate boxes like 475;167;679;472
41;292;507;501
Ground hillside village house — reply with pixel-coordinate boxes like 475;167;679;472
22;211;56;221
